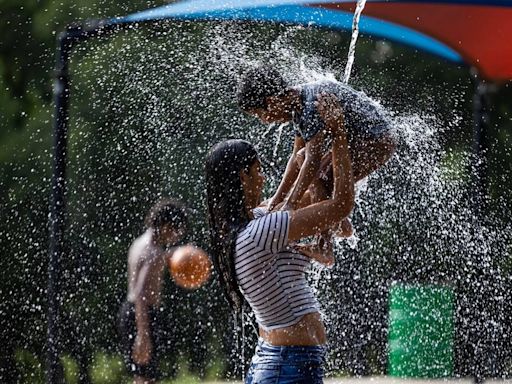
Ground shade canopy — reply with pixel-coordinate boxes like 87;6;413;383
112;0;512;83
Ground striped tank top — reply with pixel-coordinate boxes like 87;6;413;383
235;208;320;331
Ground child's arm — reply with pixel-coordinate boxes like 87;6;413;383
268;136;305;210
283;132;324;210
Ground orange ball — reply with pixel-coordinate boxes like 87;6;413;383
168;245;211;290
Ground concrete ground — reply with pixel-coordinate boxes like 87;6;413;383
204;377;511;384
323;378;474;384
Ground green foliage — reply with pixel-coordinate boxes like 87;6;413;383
89;352;126;384
16;350;224;384
61;354;79;384
440;148;470;185
14;350;44;384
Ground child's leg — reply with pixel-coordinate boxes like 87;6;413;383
289;159;335;263
295;150;330;208
303;156;335;248
350;134;396;182
318;135;395;184
316;152;354;238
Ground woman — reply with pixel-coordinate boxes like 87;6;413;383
206;94;354;383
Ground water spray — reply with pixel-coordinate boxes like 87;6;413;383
343;0;368;84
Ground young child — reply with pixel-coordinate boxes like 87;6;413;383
118;198;188;384
237;66;396;235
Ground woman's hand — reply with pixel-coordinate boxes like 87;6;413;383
133;332;152;365
293;240;334;267
287;91;354;242
315;93;345;134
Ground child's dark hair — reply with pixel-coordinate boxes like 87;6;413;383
237;66;288;111
144;198;188;233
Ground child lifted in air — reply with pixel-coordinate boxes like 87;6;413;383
237;66;395;239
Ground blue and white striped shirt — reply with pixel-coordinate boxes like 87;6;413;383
235;208;320;331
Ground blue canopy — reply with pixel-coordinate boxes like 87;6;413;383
110;0;464;64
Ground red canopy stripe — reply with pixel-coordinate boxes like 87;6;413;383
313;2;512;82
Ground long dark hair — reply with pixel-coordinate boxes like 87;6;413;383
205;139;258;311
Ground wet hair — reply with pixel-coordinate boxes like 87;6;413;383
144;198;188;234
237;66;288;111
205;139;258;311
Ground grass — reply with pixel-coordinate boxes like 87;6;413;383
15;349;228;384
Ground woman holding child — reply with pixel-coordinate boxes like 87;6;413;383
205;93;355;383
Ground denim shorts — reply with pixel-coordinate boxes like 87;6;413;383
245;339;326;384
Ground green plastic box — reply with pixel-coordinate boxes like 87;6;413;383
388;284;454;378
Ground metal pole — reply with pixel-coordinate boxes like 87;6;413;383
471;78;490;215
470;76;492;384
46;20;119;384
47;30;73;384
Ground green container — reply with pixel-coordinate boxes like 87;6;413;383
388;284;454;378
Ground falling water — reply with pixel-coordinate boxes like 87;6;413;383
343;0;368;83
335;0;372;248
273;122;288;157
5;19;512;382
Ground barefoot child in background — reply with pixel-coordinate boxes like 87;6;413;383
237;65;396;240
118;198;188;384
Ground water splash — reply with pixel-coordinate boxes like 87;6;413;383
75;26;511;377
343;0;368;83
273;122;288;157
7;20;511;381
345;232;360;249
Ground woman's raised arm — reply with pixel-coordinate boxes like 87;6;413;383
287;93;354;242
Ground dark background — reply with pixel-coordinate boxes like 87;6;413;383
1;1;511;382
